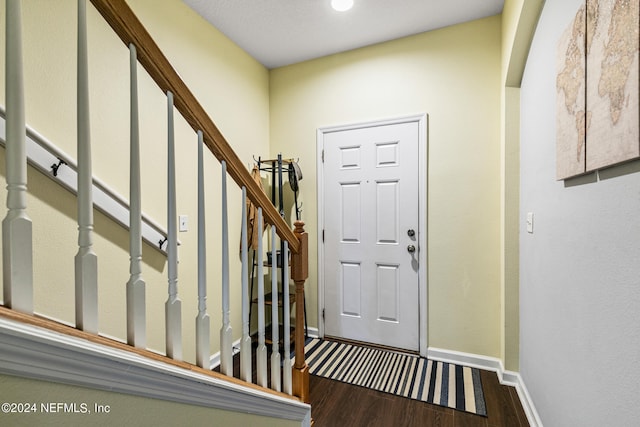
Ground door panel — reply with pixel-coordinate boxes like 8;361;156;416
376;264;399;322
376;181;399;243
323;121;420;351
341;262;361;317
340;183;361;242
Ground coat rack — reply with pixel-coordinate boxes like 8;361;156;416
249;153;307;343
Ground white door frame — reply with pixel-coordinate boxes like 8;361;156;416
316;113;428;357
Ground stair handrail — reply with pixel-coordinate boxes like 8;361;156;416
89;0;311;401
89;0;300;254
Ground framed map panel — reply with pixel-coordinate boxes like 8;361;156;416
557;4;587;180
556;0;639;180
586;0;640;172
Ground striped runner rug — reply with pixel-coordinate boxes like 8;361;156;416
301;338;487;416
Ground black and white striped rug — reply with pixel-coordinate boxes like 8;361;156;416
302;338;487;416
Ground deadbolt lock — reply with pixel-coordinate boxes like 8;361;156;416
407;229;415;237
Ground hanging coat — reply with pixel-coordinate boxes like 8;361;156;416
244;165;266;251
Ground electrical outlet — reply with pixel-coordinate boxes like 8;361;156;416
179;215;188;232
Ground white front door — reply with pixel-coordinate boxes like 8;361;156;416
322;120;421;351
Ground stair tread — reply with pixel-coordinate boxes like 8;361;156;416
252;292;296;306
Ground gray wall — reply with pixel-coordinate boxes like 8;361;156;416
520;0;640;426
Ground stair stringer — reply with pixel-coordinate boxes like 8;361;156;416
0;314;311;426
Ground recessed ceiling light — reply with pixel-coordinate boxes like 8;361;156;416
331;0;354;12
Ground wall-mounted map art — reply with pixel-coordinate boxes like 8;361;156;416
556;0;639;180
557;4;587;179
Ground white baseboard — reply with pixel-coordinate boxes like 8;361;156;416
511;372;543;427
500;369;521;387
427;346;503;373
305;326;319;339
427;347;542;427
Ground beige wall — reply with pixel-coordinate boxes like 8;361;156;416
0;0;270;362
500;0;524;372
270;16;503;357
500;0;544;371
0;0;544;382
0;374;299;427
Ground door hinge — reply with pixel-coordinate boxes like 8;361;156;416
322;309;325;321
322;149;324;163
322;229;325;242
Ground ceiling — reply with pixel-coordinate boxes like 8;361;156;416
182;0;505;69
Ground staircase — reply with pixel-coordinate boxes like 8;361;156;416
0;0;310;424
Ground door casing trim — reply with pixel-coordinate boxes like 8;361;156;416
316;113;428;357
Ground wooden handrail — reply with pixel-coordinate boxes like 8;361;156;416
89;0;300;253
88;0;311;403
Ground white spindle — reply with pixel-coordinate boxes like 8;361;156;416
283;241;292;395
126;43;146;348
3;0;33;313
270;226;281;392
220;161;233;375
196;130;210;368
240;186;252;382
256;208;268;387
165;91;182;360
75;0;98;333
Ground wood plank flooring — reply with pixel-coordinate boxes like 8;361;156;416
218;338;529;426
309;369;529;427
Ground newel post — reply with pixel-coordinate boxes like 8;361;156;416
291;220;309;403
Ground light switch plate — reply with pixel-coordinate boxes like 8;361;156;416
179;215;188;232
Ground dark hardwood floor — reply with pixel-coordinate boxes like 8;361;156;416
218;339;528;426
309;369;529;427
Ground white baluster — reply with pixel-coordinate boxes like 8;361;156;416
196;131;210;368
240;186;252;382
3;0;33;313
126;43;146;348
270;226;281;391
75;0;97;333
256;208;268;387
165;91;182;360
283;241;292;395
220;160;233;375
